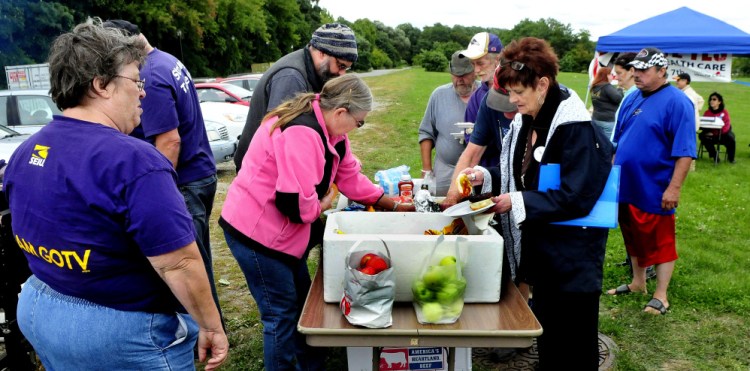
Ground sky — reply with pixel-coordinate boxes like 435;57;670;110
317;1;750;41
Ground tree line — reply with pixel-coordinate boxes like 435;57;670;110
17;0;748;89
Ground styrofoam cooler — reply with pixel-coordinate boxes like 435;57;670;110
323;212;503;303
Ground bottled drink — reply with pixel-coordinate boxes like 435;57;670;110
398;174;414;201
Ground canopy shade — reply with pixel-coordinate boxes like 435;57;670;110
596;7;750;54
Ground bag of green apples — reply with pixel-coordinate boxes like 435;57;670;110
340;239;395;328
412;235;468;324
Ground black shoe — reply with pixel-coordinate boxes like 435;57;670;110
646;266;657;280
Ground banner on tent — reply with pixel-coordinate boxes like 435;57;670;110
593;52;732;83
666;53;731;82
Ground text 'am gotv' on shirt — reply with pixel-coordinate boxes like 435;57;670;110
134;48;215;185
3;116;197;313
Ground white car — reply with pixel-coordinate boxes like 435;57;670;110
0;89;62;134
204;120;236;164
200;101;247;141
0;125;32;164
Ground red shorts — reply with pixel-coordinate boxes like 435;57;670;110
619;203;678;267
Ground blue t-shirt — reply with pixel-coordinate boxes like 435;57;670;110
613;85;696;215
3;116;196;312
464;81;490;123
135;48;216;185
469;94;513;168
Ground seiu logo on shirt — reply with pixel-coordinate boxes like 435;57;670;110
29;144;49;167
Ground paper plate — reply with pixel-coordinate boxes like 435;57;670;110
442;200;494;218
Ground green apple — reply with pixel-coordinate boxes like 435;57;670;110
444;299;465;318
421;302;444;322
436;282;461;305
421;266;447;290
412;280;435;303
439;255;457;266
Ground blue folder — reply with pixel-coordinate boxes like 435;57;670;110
537;164;620;228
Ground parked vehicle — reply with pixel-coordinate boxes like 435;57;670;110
195;83;252;106
0;89;237;165
0;89;61;134
204;120;236;164
216;73;262;93
0;125;31;164
200;101;247;141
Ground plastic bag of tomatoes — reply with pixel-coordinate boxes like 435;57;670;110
340;239;395;328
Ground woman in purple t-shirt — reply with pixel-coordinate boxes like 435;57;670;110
3;20;227;370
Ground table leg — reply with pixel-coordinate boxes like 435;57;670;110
373;347;380;370
448;347;455;371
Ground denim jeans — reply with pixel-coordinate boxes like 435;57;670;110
592;120;615;142
18;275;198;370
224;232;325;371
180;174;223;320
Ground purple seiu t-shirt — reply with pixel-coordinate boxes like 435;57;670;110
464;81;490;123
3;116;196;313
134;48;216;185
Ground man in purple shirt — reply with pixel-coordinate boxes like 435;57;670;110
104;20;222;321
460;32;503;123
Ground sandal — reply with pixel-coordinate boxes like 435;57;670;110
607;284;633;296
644;298;669;315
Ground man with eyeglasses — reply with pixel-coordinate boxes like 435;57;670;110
234;23;358;172
103;19;224;325
417;51;479;196
673;72;705;133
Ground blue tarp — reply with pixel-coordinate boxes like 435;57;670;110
596;7;750;54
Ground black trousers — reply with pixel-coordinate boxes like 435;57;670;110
533;287;601;370
700;129;736;162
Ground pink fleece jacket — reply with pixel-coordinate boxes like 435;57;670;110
221;100;383;258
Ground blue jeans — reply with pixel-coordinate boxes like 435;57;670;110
18;275;198;370
224;232;325;370
592;120;615;141
180;175;223;320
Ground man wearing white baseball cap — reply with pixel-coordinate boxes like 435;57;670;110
460;32;503;122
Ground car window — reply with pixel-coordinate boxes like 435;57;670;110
199;89;228;103
246;79;259;92
0;96;8;126
17;95;60;126
225;80;244;89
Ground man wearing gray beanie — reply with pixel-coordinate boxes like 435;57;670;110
234;23;358;172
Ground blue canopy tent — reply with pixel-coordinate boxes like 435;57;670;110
596;7;750;54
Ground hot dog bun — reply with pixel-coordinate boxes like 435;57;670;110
456;174;472;198
469;198;493;211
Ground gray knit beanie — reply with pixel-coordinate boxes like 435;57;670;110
309;23;358;62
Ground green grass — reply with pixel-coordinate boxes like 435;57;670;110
208;68;750;370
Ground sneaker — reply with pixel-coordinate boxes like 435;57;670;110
646;266;657;280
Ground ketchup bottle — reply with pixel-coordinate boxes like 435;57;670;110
398;174;414;202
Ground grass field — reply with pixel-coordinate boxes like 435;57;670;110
206;68;750;370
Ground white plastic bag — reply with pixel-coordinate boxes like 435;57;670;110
374;165;410;196
412;235;467;324
340;240;395;328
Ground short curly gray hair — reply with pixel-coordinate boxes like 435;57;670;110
48;18;147;110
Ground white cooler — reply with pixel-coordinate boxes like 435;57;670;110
322;211;503;303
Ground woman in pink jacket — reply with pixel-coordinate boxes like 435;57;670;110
699;91;735;163
220;74;410;370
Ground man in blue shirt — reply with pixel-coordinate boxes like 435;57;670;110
607;48;696;316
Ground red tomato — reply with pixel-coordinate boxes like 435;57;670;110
359;253;378;268
366;257;388;273
359;266;377;275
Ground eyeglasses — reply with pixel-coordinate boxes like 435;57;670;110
114;75;145;91
334;57;352;72
506;61;526;71
347;109;365;128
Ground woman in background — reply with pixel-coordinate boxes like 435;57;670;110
700;92;736;163
590;66;623;139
